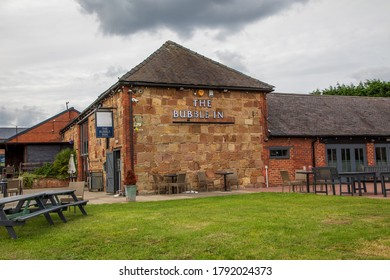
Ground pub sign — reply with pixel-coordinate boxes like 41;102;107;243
95;110;114;138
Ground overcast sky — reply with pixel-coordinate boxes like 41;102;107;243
1;0;389;127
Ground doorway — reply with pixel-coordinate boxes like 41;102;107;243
106;150;121;194
326;144;366;172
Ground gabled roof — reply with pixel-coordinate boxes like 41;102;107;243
120;40;274;91
62;41;273;133
267;93;390;137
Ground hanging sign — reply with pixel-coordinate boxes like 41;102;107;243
95;111;114;138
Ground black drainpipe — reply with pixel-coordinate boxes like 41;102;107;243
311;138;317;167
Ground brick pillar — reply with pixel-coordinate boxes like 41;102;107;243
315;140;327;166
366;142;375;166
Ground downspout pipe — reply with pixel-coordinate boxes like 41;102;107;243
128;89;135;171
311;138;317;167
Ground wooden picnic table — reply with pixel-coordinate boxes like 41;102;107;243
0;189;88;239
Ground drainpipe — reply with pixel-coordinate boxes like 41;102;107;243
265;165;269;188
311;138;317;167
128;88;135;171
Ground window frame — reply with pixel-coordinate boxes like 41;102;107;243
268;146;291;159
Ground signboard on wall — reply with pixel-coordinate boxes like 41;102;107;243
95;111;114;138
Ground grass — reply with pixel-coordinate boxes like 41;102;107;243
0;193;389;260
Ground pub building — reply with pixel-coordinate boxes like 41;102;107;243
61;41;390;193
61;41;274;193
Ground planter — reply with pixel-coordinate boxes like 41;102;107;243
32;178;69;189
125;185;137;202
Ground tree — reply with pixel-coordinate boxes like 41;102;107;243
310;79;390;97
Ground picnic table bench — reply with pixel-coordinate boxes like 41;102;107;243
0;189;88;239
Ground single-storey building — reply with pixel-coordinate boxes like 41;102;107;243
264;93;390;186
61;41;274;193
1;108;79;172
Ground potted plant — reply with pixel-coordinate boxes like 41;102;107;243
124;170;137;202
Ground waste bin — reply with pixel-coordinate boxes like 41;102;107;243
125;185;137;202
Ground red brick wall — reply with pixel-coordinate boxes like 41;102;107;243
264;138;377;186
264;138;315;186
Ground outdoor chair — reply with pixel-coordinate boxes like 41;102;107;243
153;174;169;194
7;178;22;196
61;181;85;212
280;170;304;192
226;172;239;190
312;167;338;195
294;170;307;192
197;171;214;192
329;167;353;195
3;166;15;179
167;173;190;194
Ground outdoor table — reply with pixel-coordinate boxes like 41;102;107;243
0;189;88;239
0;179;7;197
296;170;313;193
215;171;234;191
339;171;378;196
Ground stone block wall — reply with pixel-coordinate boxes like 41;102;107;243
63;86;267;193
132;87;267;193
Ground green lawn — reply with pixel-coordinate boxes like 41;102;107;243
0;193;389;260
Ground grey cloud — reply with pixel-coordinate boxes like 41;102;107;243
0;105;45;127
104;66;128;78
215;50;248;72
76;0;309;38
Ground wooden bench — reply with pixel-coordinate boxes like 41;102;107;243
12;205;67;223
61;200;89;215
19;162;50;173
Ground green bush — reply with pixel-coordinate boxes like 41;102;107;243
34;162;55;177
33;148;76;179
19;173;43;189
52;148;76;179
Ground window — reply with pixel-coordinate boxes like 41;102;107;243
269;147;290;159
80;121;89;156
326;144;366;172
375;144;390;166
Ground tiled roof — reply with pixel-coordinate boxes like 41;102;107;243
267;93;390;137
120;41;274;91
